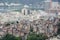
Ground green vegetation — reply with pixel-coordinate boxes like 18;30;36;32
27;32;48;40
57;22;60;34
5;23;10;26
0;25;48;40
0;34;22;40
30;27;33;32
0;33;48;40
57;22;60;27
28;26;48;40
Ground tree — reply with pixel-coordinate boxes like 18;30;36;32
30;27;33;32
57;22;60;34
5;23;10;27
27;33;48;40
1;34;22;40
57;23;60;27
15;37;22;40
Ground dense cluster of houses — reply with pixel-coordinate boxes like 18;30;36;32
0;16;60;38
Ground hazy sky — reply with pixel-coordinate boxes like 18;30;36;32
0;0;59;4
0;0;59;12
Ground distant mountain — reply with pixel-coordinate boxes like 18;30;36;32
0;0;44;4
52;0;60;2
0;0;60;5
58;0;60;2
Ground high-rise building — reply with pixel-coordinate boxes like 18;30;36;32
21;5;30;15
43;0;51;10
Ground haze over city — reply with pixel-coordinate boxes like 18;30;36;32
0;0;60;40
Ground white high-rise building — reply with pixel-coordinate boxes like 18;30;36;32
21;5;30;15
52;2;59;8
43;0;51;10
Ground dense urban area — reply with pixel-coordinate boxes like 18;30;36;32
0;0;60;40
